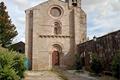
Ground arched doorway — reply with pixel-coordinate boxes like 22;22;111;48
52;44;62;66
52;51;59;66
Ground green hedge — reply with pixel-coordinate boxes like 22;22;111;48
111;51;120;79
90;54;102;75
0;48;26;80
75;54;83;70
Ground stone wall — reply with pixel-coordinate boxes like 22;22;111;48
78;30;120;71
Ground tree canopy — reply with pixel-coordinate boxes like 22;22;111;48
0;2;18;47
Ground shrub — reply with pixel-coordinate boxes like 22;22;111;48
13;53;26;78
0;66;19;80
75;54;83;70
90;54;102;75
0;48;26;80
111;51;120;79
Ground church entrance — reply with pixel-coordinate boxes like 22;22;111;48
52;51;59;66
52;44;62;66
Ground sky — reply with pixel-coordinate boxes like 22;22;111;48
0;0;120;43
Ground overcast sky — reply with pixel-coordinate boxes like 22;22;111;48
0;0;120;43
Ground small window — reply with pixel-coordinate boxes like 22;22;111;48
54;22;62;35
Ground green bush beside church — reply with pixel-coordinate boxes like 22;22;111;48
0;48;26;80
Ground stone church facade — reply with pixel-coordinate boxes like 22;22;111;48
25;0;87;70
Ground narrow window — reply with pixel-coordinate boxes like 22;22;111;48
54;22;62;35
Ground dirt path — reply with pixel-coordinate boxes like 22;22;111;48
25;71;63;80
62;70;97;80
24;69;97;80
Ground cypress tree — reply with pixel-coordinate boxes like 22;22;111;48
0;2;18;47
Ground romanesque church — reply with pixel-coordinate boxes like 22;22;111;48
25;0;86;70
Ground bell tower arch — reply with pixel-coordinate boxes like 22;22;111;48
65;0;81;8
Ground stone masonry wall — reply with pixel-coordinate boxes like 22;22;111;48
78;30;120;71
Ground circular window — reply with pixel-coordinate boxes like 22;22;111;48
50;7;62;17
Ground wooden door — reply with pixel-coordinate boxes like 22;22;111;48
52;51;59;66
